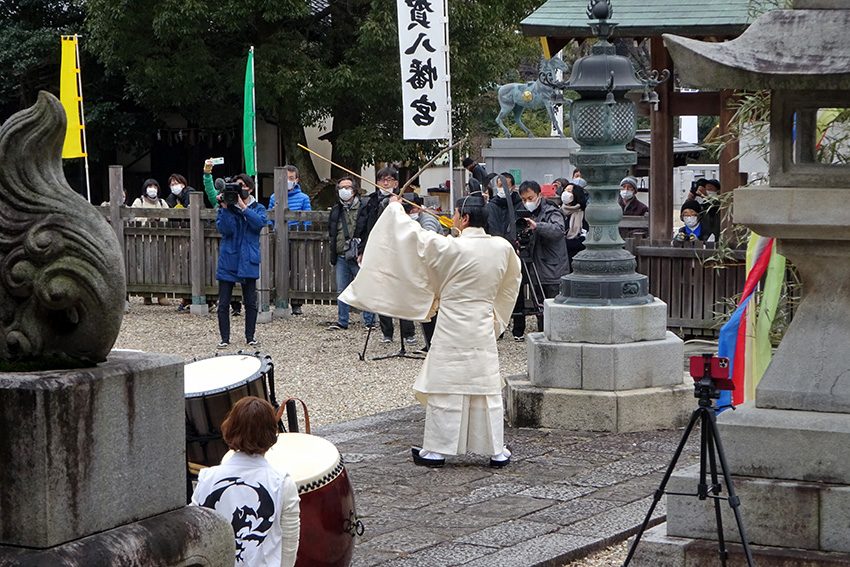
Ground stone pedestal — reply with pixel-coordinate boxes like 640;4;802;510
482;137;579;184
0;351;233;566
0;506;234;567
505;298;691;432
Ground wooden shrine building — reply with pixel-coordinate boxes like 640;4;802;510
522;0;753;239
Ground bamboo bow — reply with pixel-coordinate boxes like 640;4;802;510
298;138;469;230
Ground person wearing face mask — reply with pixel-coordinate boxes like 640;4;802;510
131;178;170;304
360;166;416;344
561;180;589;266
338;193;521;468
164;173;193;208
484;172;522;240
214;173;267;349
618;176;649;238
326;177;376;330
267;165;311;315
268;165;312;231
512;180;570;340
672;199;713;244
131;178;168;211
700;179;721;241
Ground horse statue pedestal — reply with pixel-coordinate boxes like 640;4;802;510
483;137;579;186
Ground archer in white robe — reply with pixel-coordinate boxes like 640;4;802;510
339;202;521;457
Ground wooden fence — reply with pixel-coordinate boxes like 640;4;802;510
104;167;756;333
625;237;748;336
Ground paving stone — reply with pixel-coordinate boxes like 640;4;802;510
517;484;596;502
455;519;561;548
525;498;619;526
463;494;556;521
561;496;665;539
311;403;698;567
360;527;449;554
450;483;531;505
377;542;493;567
460;533;602;567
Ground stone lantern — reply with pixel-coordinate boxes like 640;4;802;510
556;0;666;306
505;0;691;434
628;2;850;564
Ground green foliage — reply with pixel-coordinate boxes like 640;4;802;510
82;0;542;181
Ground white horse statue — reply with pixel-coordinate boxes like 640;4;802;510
496;56;570;139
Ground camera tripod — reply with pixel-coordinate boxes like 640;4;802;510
512;251;546;324
622;378;755;567
358;321;425;362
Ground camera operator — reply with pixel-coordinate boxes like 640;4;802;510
213;173;267;349
512;180;570;340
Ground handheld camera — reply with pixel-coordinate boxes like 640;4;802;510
219;177;249;206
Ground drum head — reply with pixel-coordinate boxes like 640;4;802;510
185;353;264;397
225;433;342;494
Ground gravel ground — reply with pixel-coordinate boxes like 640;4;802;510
563;541;628;566
115;297;529;428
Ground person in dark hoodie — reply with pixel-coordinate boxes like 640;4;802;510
484;172;522;243
165;173;194;208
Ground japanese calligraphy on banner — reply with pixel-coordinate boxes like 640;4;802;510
397;0;450;140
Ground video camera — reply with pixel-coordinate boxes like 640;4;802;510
219;177;250;206
689;354;734;401
514;209;533;258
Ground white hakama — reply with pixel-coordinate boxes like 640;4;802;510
340;202;521;458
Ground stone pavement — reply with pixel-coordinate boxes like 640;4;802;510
315;396;701;567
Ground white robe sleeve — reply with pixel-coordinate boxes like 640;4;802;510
493;247;522;337
279;474;301;567
338;201;446;322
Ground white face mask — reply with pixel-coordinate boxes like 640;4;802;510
524;197;540;212
146;188;158;199
338;188;353;202
495;186;506;199
684;216;699;228
561;192;573;205
620;190;634;201
707;190;718;197
170;184;183;195
379;188;394;197
287;180;296;190
409;213;420;221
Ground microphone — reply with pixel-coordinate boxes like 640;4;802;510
214;178;225;192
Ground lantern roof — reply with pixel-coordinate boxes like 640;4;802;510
663;6;850;90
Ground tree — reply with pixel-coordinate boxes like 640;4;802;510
84;0;541;191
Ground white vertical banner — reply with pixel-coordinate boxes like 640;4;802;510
397;0;450;140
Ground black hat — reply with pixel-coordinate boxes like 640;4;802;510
462;157;475;168
705;179;721;191
467;178;481;193
455;192;486;211
680;199;702;218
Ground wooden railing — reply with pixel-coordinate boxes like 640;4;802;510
625;237;747;335
103;167;754;333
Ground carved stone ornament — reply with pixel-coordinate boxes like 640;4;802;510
0;92;125;364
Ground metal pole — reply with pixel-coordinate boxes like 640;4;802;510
251;46;258;188
74;34;92;202
443;0;454;212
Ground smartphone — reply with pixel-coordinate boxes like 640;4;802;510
689;355;734;390
210;157;225;165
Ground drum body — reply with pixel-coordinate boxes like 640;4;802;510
184;352;271;466
264;433;358;567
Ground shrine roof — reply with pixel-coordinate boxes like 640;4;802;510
522;0;752;40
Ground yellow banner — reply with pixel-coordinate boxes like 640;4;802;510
60;35;86;158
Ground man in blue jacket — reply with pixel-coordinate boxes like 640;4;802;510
268;165;311;315
215;174;267;349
